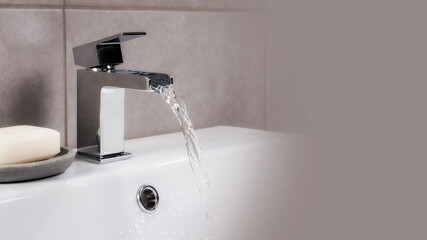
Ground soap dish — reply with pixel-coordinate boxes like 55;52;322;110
0;147;76;183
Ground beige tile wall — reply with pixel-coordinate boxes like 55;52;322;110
0;2;265;148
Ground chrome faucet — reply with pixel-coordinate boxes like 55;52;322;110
73;32;173;164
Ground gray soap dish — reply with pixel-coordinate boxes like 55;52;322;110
0;147;76;183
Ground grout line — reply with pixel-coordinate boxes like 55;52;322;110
0;4;63;9
263;12;267;131
64;5;258;13
0;4;260;13
62;5;68;147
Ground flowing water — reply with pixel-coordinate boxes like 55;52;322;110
153;85;213;220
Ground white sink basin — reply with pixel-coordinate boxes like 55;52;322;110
0;126;293;240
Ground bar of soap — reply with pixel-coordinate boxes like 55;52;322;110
0;125;60;165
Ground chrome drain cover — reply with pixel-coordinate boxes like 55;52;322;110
137;185;159;213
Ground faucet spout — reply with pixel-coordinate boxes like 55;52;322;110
86;69;173;92
115;70;173;92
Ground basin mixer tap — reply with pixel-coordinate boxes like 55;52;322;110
73;32;173;164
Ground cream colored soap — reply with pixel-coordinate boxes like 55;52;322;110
0;125;60;165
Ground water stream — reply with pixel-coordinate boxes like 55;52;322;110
153;85;213;220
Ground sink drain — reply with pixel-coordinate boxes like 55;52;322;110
137;185;159;213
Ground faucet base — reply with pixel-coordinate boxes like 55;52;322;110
77;145;132;164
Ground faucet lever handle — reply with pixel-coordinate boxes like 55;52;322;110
96;32;146;45
73;32;146;69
